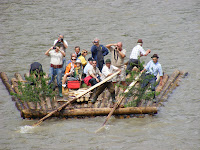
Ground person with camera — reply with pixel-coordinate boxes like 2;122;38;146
45;46;66;97
106;42;126;86
53;34;68;75
91;37;109;72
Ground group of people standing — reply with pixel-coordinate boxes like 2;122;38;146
41;34;163;102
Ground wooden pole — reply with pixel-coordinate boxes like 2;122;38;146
22;107;157;118
32;71;120;126
98;73;141;132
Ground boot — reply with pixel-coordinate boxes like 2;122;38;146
152;91;156;102
58;86;63;97
111;93;116;103
91;96;97;104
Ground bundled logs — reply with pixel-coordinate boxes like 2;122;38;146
0;70;186;119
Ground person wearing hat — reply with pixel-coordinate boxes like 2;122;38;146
141;54;163;99
91;37;109;72
83;57;94;76
74;59;83;80
126;39;151;75
78;49;88;67
91;59;121;104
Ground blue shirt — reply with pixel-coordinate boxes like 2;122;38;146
67;60;72;65
91;45;109;67
145;60;163;76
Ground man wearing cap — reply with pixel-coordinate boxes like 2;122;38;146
106;42;126;86
91;37;109;72
83;57;94;76
45;46;66;97
126;39;151;75
141;54;163;99
54;34;68;75
91;59;121;104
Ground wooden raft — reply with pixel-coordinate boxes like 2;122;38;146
0;70;186;119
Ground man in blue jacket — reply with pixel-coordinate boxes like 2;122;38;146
91;37;109;72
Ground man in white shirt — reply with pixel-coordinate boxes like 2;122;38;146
54;34;68;75
83;57;93;75
126;39;151;75
91;59;121;104
106;42;126;86
45;46;66;97
87;60;102;86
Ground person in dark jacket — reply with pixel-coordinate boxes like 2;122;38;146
30;62;43;77
91;37;109;72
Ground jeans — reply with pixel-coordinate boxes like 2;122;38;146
141;74;157;91
62;58;66;75
48;67;62;87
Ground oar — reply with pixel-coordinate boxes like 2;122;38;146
32;71;120;127
95;73;141;133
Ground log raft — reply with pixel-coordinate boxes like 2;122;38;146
0;70;186;119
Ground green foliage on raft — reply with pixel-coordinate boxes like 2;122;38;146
11;72;55;103
119;58;159;107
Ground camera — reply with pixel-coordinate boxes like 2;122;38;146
61;38;63;42
53;47;56;49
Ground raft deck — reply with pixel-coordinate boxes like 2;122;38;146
0;70;186;119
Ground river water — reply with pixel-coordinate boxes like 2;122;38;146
0;0;199;149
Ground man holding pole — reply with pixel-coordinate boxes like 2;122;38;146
141;54;163;99
91;59;121;104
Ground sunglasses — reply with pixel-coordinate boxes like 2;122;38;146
71;59;76;60
84;52;88;53
94;41;98;43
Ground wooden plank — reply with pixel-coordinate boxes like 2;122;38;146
157;70;180;101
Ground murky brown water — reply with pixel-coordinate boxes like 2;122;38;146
0;0;200;149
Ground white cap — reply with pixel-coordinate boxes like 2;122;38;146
75;59;81;64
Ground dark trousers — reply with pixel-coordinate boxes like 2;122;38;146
141;74;157;91
95;82;115;98
97;61;104;72
89;76;101;86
